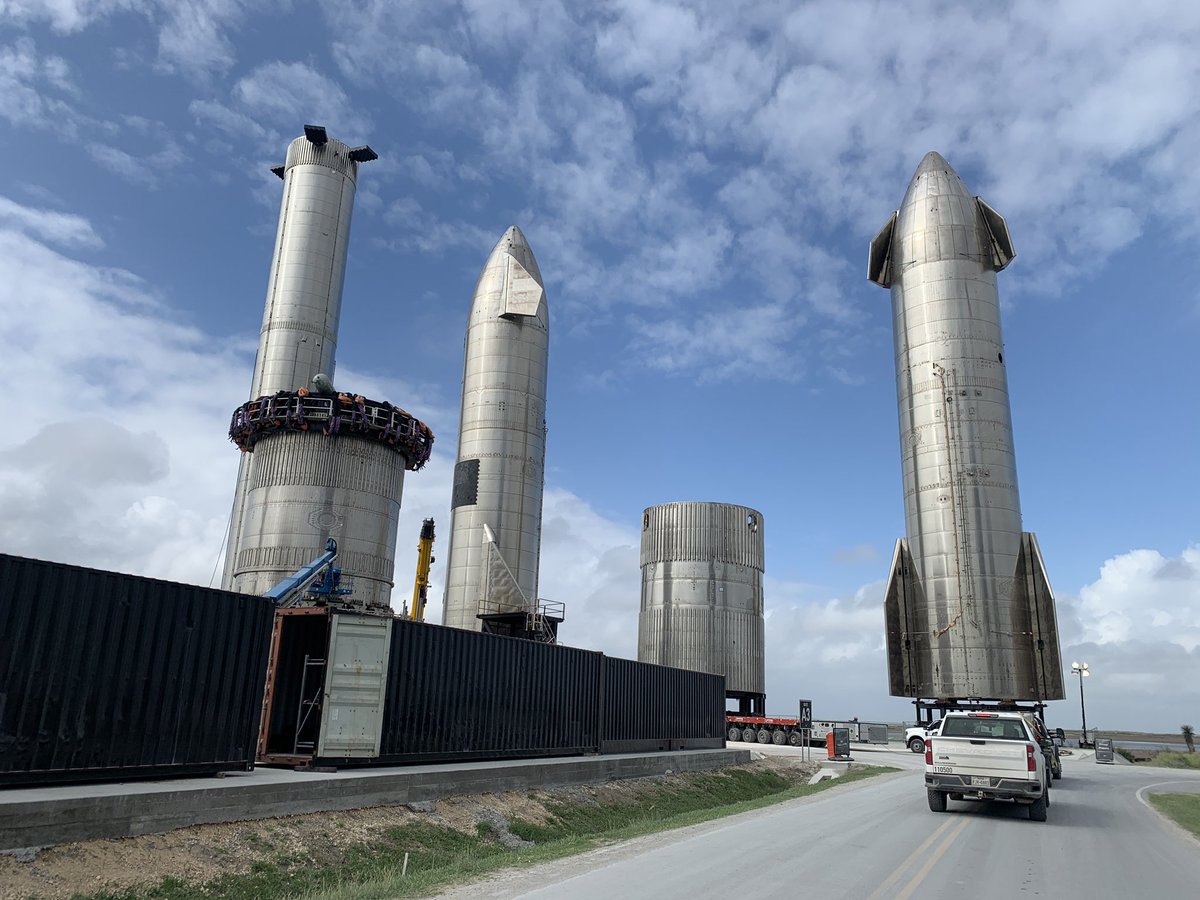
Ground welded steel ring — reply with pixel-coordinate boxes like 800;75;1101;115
228;389;434;470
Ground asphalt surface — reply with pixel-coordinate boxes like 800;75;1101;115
437;743;1200;899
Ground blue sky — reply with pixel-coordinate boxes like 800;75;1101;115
1;0;1197;733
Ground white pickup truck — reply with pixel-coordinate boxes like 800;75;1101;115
905;719;941;753
924;711;1050;821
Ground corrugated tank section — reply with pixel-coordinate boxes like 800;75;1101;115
638;502;766;697
231;431;406;607
0;554;275;786
368;619;600;764
600;656;725;753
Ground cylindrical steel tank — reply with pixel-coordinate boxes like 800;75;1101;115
229;432;404;605
638;502;766;700
223;131;365;591
442;226;549;630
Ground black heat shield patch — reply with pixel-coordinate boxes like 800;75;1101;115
452;458;479;508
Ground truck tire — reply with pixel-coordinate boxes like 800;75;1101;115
727;726;742;742
909;737;926;754
742;727;756;743
1052;761;1062;780
788;732;803;747
927;790;947;812
1028;791;1048;821
757;728;772;744
772;730;787;745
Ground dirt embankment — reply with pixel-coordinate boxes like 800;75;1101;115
1;755;819;900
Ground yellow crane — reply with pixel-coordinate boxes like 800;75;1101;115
407;518;436;622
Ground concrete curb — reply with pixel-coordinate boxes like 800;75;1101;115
0;749;749;853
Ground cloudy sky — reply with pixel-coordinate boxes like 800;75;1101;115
1;0;1197;733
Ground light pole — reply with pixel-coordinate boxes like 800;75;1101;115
1071;661;1090;747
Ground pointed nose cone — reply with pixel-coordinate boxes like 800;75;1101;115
473;225;547;321
903;151;971;203
915;151;953;176
489;224;545;288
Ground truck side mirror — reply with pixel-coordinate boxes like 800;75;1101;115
1055;728;1065;741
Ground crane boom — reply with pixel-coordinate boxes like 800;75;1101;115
409;519;436;622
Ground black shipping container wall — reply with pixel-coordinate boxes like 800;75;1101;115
370;618;601;765
0;554;275;786
600;656;725;753
313;617;724;767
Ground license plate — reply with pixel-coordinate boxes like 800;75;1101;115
971;776;990;787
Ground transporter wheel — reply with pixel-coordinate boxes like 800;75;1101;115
909;737;926;754
1028;791;1048;822
727;726;742;742
788;732;803;747
742;728;756;743
772;730;787;745
757;729;772;744
927;790;947;813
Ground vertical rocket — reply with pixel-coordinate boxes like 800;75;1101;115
222;126;432;606
868;152;1063;702
442;226;549;631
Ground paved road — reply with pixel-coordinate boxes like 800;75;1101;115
440;745;1200;899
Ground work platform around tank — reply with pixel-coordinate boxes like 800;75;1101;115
0;748;749;853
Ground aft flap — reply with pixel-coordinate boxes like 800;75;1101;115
868;211;897;287
480;524;529;613
976;198;1015;271
884;538;928;697
1012;532;1065;700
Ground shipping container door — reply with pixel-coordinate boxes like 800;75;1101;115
317;613;393;758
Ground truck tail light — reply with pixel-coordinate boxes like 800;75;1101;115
1026;743;1037;771
925;740;933;765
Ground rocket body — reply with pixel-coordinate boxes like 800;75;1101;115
222;133;361;591
221;130;431;608
870;152;1063;702
442;227;548;630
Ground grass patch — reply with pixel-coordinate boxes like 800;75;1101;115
72;764;892;900
1136;751;1200;769
76;823;513;900
1148;793;1200;839
308;764;892;900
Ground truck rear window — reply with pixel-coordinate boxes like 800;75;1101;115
941;718;1028;740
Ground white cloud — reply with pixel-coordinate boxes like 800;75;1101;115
0;229;244;579
231;61;371;141
0;0;145;32
1075;546;1200;650
154;0;243;79
0;194;102;248
0;37;79;133
85;138;185;187
1053;545;1200;732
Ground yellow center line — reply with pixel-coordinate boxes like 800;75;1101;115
866;815;960;900
894;816;970;900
